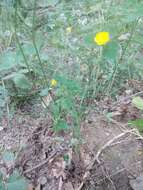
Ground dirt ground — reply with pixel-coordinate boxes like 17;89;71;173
0;90;143;190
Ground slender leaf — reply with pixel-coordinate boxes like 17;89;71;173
129;119;143;132
12;74;31;89
132;97;143;110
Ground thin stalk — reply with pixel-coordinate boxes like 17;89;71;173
120;18;139;62
14;2;49;109
106;18;139;95
14;2;32;79
92;47;103;97
31;0;47;85
2;80;10;128
106;60;118;96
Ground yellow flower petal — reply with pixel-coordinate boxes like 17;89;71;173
66;27;72;34
94;31;110;46
50;79;57;87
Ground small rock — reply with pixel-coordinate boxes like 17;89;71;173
0;167;7;176
125;89;132;95
130;173;143;190
27;184;34;190
118;33;130;41
0;126;4;131
35;184;40;190
38;176;47;185
64;182;74;190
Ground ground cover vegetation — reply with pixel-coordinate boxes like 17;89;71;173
0;0;143;189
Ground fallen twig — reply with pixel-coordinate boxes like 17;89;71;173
58;176;63;190
95;129;136;163
23;151;57;174
112;90;143;107
77;129;136;190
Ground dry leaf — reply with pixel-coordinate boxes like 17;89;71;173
35;184;41;190
27;184;34;190
118;33;130;41
42;94;52;108
64;182;74;190
58;176;63;190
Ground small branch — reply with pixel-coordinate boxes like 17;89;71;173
76;129;136;190
112;90;143;107
58;177;63;190
23;151;57;174
95;129;136;164
2;80;10;127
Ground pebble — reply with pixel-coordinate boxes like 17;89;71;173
0;126;4;131
130;173;143;190
38;176;47;185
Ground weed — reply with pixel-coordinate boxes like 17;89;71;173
0;0;143;188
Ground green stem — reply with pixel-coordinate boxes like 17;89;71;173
14;2;32;79
31;0;47;85
92;47;103;97
14;1;48;108
106;18;139;95
120;19;139;62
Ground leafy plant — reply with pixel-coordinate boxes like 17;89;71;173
0;151;28;190
132;96;143;110
129;96;143;132
0;170;28;190
0;0;143;186
0;85;8;119
40;75;82;138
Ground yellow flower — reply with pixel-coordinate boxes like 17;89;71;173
50;79;57;87
94;31;110;46
66;27;72;34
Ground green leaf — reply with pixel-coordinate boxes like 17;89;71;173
12;74;31;89
71;110;78;120
0;183;4;190
7;178;27;190
132;97;143;110
63;154;69;162
40;88;49;96
59;98;73;111
103;41;120;63
0;51;23;71
84;33;96;45
129;119;143;132
22;43;35;56
2;69;31;80
54;120;69;132
7;170;28;190
56;76;81;94
51;104;60;118
123;1;143;20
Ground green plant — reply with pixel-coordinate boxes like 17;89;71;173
0;0;143;137
128;96;143;132
40;75;82;138
0;151;28;190
1;0;143;101
0;0;143;188
0;170;28;190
